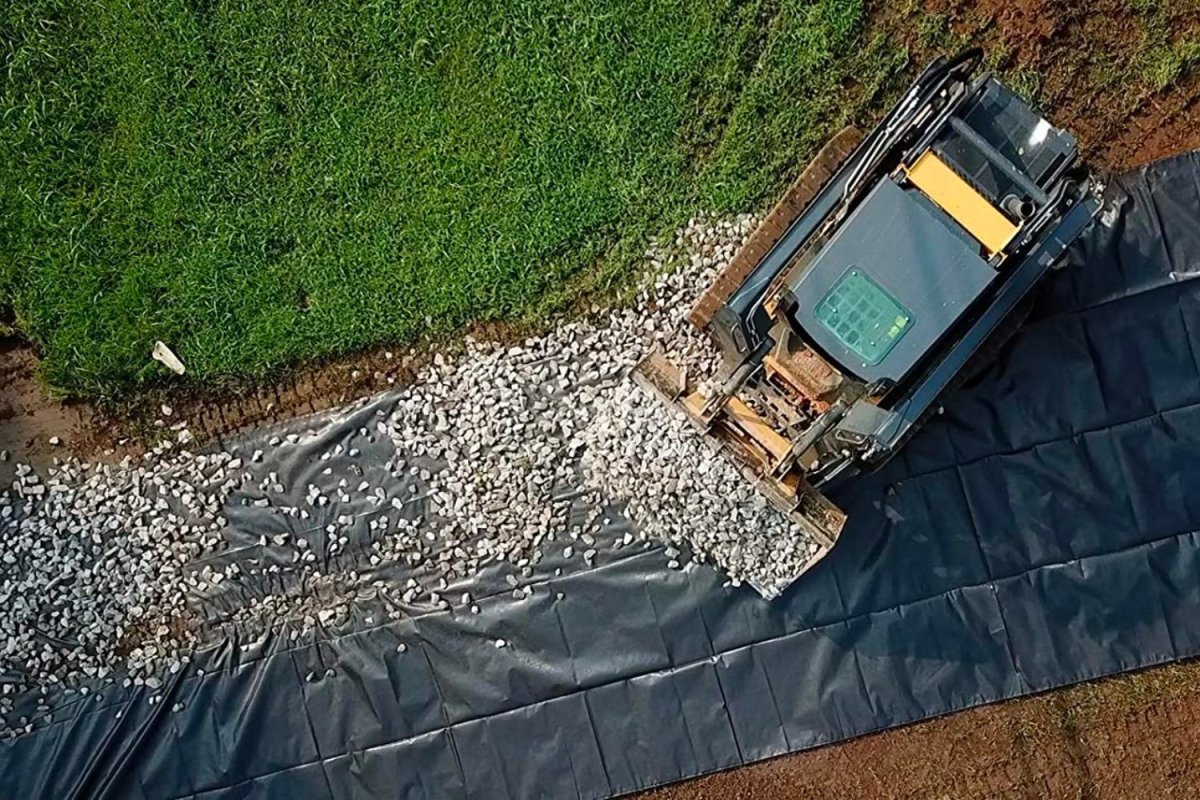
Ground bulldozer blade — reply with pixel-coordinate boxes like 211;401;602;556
772;480;846;550
741;465;847;597
630;347;688;404
713;427;846;550
632;347;848;595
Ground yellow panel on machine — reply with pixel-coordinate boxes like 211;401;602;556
905;150;1018;256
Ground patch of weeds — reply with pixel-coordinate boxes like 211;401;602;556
1143;37;1200;91
915;12;958;52
1003;66;1043;103
1060;659;1200;725
1114;0;1200;93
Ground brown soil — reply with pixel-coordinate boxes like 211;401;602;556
885;0;1200;169
0;341;119;484
640;659;1200;800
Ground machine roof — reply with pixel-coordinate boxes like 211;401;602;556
788;176;999;383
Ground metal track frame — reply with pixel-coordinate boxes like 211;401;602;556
688;126;864;332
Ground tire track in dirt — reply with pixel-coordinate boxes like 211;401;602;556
1049;692;1097;800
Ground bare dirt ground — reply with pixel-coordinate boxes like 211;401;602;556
0;328;474;483
2;0;1200;793
641;659;1200;800
912;0;1200;168
0;341;114;483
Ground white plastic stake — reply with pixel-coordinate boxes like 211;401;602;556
151;341;186;375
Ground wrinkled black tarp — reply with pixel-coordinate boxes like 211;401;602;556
4;151;1200;799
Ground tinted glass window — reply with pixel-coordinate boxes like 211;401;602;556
815;268;913;365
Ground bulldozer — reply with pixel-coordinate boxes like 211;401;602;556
634;48;1103;583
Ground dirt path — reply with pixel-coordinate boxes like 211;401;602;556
640;659;1200;800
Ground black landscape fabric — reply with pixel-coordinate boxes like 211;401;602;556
5;150;1200;799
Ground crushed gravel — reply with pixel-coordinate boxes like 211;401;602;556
0;214;818;738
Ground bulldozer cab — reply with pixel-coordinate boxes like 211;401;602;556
778;76;1080;388
634;50;1100;596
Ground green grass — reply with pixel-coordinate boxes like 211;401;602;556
1;0;886;399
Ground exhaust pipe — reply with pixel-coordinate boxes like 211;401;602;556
1002;193;1037;221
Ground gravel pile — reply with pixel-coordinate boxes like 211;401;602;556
0;213;819;737
1;444;238;734
579;380;821;593
378;214;819;594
